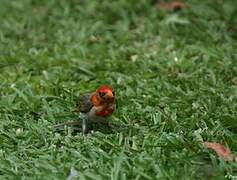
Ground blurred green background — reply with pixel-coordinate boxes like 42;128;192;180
0;0;237;179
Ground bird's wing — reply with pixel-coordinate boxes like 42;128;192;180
76;92;94;113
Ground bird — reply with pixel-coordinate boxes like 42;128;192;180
75;85;116;134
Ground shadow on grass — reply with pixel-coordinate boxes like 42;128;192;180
52;120;139;135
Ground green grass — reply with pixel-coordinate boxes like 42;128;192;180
0;0;237;179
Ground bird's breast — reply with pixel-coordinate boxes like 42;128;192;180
88;103;115;120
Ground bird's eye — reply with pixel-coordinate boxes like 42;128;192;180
112;91;115;96
99;92;106;97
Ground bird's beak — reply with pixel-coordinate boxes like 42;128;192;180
105;91;114;99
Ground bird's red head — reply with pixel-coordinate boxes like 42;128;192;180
91;85;116;117
95;85;115;103
91;85;115;107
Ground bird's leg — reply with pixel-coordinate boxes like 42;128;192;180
82;115;92;135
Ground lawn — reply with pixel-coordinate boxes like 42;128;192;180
0;0;237;179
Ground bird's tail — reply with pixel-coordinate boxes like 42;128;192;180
52;119;142;132
52;120;82;130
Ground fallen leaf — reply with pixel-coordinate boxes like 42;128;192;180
67;167;79;180
157;1;187;11
203;142;236;161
